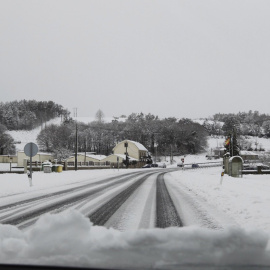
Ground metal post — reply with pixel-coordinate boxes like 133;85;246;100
30;143;32;180
125;142;128;168
75;122;78;171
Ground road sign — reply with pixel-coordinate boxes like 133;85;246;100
181;158;184;163
24;143;38;157
24;142;38;187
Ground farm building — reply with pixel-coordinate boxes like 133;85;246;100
0;155;18;163
112;140;149;160
17;151;53;166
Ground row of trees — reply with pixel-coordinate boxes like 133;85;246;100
0;100;70;130
203;110;270;137
37;112;208;160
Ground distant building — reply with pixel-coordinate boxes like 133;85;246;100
240;151;259;161
213;147;226;157
112;140;148;160
17;151;53;166
0;155;18;163
207;147;225;159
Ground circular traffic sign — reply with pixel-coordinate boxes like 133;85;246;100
24;142;38;157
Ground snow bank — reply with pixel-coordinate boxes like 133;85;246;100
169;168;270;233
0;210;269;269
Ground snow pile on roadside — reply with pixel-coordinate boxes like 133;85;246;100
169;168;270;233
0;210;269;269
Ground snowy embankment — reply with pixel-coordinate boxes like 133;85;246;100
169;168;270;233
0;210;269;268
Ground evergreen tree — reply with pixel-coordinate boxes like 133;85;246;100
224;129;240;156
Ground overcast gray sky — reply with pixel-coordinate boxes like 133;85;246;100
1;0;270;119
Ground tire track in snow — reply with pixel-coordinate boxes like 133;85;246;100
88;173;152;226
164;172;225;229
0;171;147;213
0;172;149;226
156;173;183;228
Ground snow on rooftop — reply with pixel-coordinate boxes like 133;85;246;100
127;140;148;151
86;154;107;160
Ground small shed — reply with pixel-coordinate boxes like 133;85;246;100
213;147;226;158
229;156;243;178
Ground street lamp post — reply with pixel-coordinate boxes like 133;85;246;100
124;142;128;168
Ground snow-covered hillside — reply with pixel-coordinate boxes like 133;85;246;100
7;118;63;151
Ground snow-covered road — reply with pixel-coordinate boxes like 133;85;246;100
1;165;270;235
0;167;229;231
0;169;182;230
1;167;270;268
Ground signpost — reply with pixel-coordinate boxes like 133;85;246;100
24;142;38;186
181;158;184;171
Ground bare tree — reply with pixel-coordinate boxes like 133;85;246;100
95;109;105;123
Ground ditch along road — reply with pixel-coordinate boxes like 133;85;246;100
0;166;227;231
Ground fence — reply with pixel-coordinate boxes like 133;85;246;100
24;160;133;171
25;160;147;171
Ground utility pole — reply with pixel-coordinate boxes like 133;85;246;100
170;144;173;164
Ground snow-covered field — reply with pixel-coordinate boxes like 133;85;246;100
0;167;269;268
7;118;63;152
